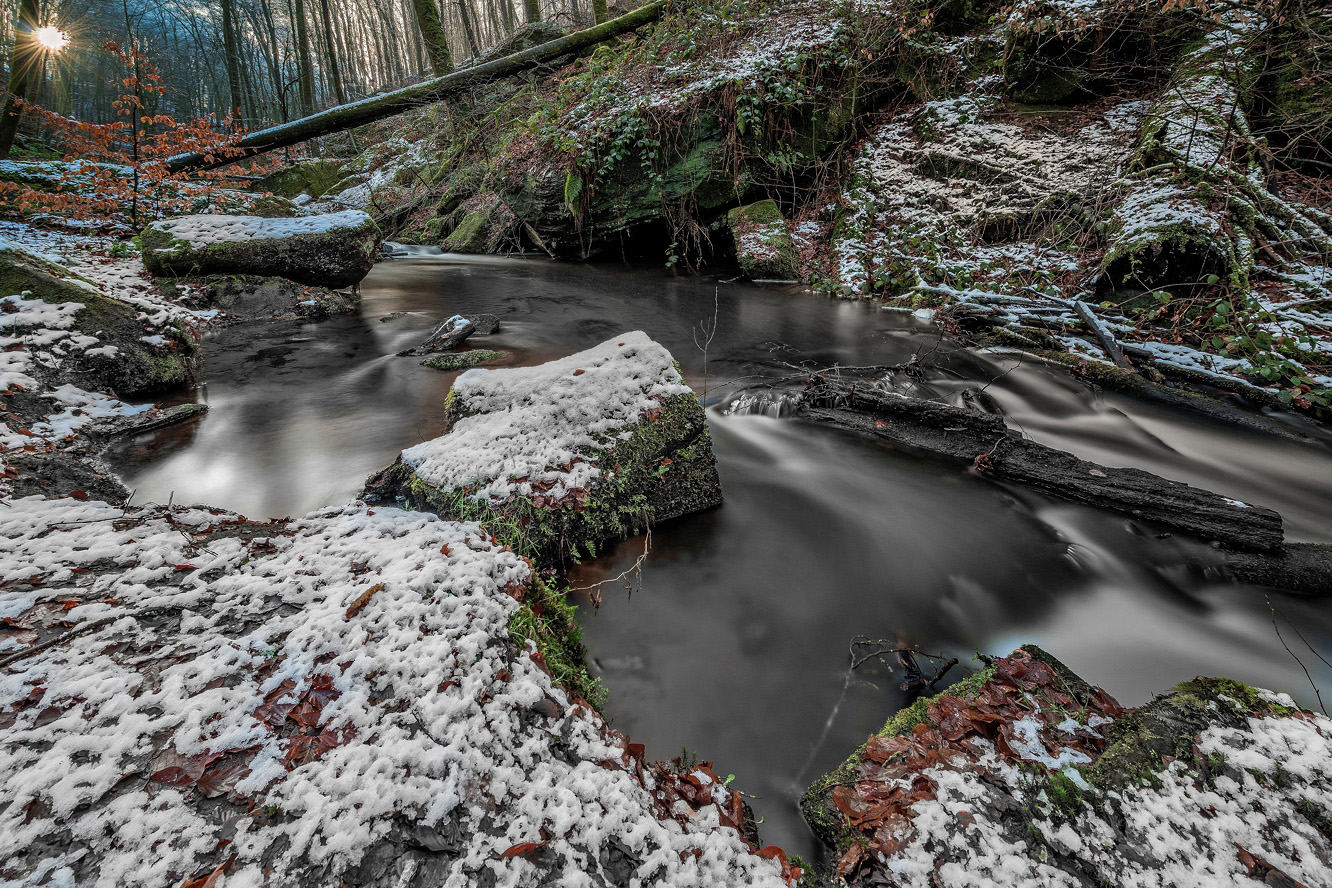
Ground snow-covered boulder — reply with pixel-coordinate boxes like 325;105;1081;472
803;646;1332;887
0;242;196;397
140;209;381;289
0;497;792;887
363;331;723;564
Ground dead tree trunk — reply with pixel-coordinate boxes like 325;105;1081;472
165;0;665;174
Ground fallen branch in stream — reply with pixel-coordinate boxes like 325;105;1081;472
796;376;1286;552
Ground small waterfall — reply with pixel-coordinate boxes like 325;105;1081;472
721;389;802;417
381;241;444;259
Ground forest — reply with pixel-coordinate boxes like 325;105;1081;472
1;0;1331;885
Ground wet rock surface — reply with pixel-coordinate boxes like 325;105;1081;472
160;273;358;322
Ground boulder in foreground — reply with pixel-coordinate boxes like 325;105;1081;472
803;646;1332;887
0;242;196;397
0;497;790;887
363;331;722;564
140;210;380;288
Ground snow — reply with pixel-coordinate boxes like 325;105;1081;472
1;225;780;884
402;331;692;504
145;210;373;250
0;495;787;887
870;702;1332;888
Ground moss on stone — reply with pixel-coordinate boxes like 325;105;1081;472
378;391;719;566
728;199;800;280
255;159;345;199
0;246;196;396
419;349;504;371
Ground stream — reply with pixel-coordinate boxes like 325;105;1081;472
106;254;1332;864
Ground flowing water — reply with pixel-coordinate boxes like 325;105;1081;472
107;254;1332;864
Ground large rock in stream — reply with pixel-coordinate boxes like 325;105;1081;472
140;210;380;288
802;645;1332;887
363;331;722;564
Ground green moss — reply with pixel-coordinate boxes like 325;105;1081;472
0;247;196;396
728;199;800;280
1083;676;1276;793
420;349;504;371
443;208;493;253
255;159;345;199
391;392;713;565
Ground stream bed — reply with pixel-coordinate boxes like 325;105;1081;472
107;254;1332;863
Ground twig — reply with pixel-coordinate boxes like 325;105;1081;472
1074;299;1134;370
566;526;651;606
1266;594;1328;716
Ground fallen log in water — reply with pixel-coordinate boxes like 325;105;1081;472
1225;544;1332;596
796;378;1285;552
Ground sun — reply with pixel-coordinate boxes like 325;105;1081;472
34;26;69;52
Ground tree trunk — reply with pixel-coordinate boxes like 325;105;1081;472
0;0;42;158
314;0;346;105
166;0;665;173
525;0;540;24
220;0;244;119
592;0;609;25
294;0;317;116
412;0;455;75
457;0;481;58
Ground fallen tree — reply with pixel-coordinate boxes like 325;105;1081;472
165;1;666;175
796;376;1285;552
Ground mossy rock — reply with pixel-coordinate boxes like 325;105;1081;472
799;660;998;852
0;246;196;397
140;211;381;289
419;349;505;372
365;390;720;566
442;195;514;254
249;194;303;218
728;199;800;281
255;159;345;199
362;335;722;567
800;643;1313;884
